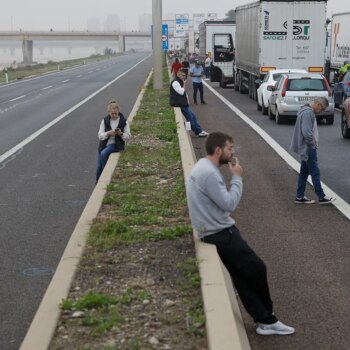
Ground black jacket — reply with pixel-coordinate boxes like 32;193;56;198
169;77;189;108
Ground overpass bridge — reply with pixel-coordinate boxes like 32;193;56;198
0;30;151;64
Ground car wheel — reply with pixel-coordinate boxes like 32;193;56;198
341;109;350;138
261;98;268;115
326;115;334;125
275;108;285;124
268;104;274;120
257;98;262;111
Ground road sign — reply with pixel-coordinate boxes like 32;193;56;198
162;24;168;50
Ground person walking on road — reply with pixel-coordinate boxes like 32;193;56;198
189;60;206;104
186;131;295;336
170;58;183;78
96;100;131;182
169;68;208;137
291;97;334;204
204;55;211;80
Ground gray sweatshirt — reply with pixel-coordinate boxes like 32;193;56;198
186;158;243;239
290;104;318;161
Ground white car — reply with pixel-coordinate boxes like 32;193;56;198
256;69;307;115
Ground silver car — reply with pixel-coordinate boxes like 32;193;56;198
268;73;335;124
256;69;307;115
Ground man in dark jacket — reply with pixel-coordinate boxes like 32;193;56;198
170;69;208;137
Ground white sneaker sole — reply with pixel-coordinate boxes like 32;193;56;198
256;328;295;336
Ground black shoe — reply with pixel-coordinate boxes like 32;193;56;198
294;197;315;204
319;196;335;204
194;101;198;105
201;101;207;104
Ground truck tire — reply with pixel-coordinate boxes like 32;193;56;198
239;72;245;94
219;73;227;88
341;109;350;138
234;72;239;91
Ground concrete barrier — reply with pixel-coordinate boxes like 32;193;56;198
19;72;152;350
174;107;251;350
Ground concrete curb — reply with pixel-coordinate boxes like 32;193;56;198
174;108;251;350
19;71;152;350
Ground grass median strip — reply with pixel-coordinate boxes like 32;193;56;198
49;70;207;350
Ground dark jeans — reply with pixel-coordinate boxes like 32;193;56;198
180;106;203;135
202;226;277;324
192;82;204;103
297;147;325;199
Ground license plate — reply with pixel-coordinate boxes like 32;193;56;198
298;96;316;102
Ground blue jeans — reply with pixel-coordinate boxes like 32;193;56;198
297;148;325;199
96;143;117;182
180;106;203;135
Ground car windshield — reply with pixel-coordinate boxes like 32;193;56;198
288;79;325;91
272;73;282;81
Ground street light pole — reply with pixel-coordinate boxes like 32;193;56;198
152;0;162;89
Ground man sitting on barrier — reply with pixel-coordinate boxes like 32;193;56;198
186;131;295;336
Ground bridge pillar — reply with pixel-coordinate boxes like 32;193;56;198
67;47;72;54
118;35;125;53
22;39;33;64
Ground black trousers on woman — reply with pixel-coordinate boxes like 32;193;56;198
202;226;278;324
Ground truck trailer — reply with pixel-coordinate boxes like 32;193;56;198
235;0;328;99
198;20;236;88
328;12;350;83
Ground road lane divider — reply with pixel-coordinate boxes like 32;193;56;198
9;95;26;102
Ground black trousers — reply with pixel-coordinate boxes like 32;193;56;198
202;226;278;324
192;82;204;103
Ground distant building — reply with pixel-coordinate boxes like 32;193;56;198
87;18;101;31
104;14;120;31
139;14;152;32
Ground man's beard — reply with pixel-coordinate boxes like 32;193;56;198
219;154;230;165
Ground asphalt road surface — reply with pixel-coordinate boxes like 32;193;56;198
0;53;153;350
189;80;350;350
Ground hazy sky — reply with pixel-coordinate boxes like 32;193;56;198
0;0;348;31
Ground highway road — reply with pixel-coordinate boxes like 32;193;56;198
207;82;350;205
0;53;153;350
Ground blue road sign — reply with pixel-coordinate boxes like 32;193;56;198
162;24;168;50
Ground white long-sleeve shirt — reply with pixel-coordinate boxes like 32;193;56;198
98;116;131;146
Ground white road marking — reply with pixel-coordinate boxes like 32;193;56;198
203;80;350;221
9;95;26;102
61;79;70;83
42;85;53;90
0;55;151;166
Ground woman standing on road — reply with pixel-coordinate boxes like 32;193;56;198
96;100;131;183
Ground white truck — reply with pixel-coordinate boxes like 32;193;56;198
327;12;350;83
198;20;236;88
234;0;328;99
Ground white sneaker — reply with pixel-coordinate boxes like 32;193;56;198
197;131;209;137
256;321;295;336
